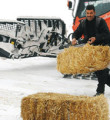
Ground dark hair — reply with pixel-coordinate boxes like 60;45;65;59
86;5;95;11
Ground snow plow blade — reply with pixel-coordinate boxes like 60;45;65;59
0;48;11;58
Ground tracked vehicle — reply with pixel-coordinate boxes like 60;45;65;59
0;17;68;58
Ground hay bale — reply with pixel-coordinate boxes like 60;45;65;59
57;44;110;74
21;92;109;120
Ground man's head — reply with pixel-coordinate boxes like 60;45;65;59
86;5;96;21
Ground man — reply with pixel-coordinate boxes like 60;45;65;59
72;5;110;96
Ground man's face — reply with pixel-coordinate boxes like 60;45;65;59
86;9;96;21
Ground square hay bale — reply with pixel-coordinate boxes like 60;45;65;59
57;44;110;74
21;93;109;120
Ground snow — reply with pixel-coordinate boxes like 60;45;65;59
0;56;110;120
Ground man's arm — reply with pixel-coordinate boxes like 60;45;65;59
72;22;83;45
95;18;109;45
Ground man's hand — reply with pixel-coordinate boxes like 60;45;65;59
88;37;96;44
71;38;77;45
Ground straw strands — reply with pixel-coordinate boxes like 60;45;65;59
57;44;110;74
21;92;109;120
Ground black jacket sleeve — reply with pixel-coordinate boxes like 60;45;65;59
95;18;110;45
72;22;83;40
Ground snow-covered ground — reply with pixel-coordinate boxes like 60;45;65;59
0;56;110;120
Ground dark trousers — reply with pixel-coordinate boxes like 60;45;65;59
95;68;110;93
